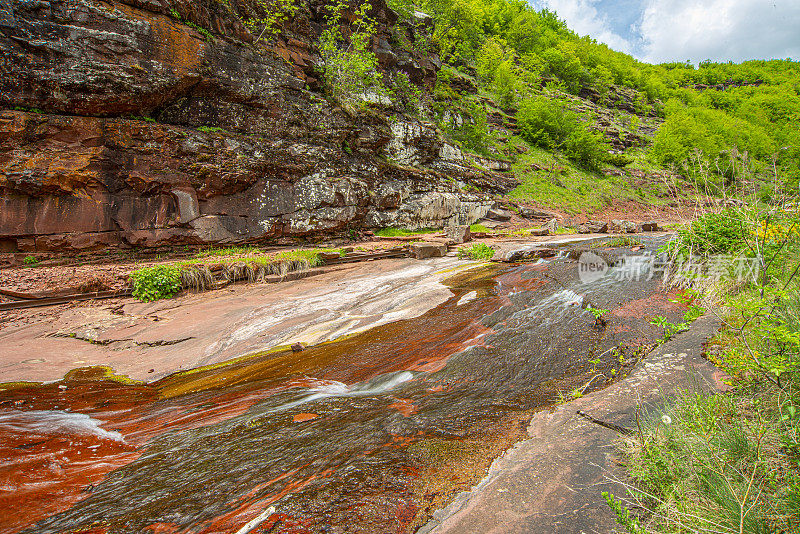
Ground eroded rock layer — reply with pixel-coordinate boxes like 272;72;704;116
0;0;514;251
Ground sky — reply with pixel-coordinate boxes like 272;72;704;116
529;0;800;64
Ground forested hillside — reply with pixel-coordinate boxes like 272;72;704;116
386;0;800;210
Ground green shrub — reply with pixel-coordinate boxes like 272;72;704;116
23;255;39;266
241;0;297;42
391;71;423;112
130;265;183;301
517;96;609;170
670;210;748;257
319;0;387;107
458;242;495;260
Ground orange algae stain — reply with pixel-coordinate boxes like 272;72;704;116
195;477;320;534
292;413;318;422
144;523;183;533
113;2;205;74
0;430;139;534
611;290;686;318
388;398;417;417
0;376;281;533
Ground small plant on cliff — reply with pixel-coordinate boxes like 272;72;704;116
130;265;183;301
391;71;423;113
22;255;39;266
319;0;388;107
243;0;298;42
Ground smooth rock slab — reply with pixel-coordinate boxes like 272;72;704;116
497;247;557;263
420;314;726;534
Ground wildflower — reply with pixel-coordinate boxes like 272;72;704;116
661;414;672;425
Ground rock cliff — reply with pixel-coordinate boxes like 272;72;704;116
0;0;514;251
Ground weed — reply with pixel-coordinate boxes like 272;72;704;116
374;227;438;237
457;242;495;260
469;224;492;233
130;265;183;301
22;255;38;266
592;236;642;248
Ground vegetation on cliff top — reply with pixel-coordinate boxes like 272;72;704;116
309;0;796;211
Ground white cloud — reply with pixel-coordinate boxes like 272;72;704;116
534;0;635;54
637;0;800;63
533;0;800;64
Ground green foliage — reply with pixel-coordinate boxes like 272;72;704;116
586;306;609;320
457;242;495;260
242;0;297;42
319;1;387;107
602;492;645;534
22;255;38;266
391;71;423;112
197;126;224;133
441;98;495;155
272;249;324;267
616;391;779;533
131;265;183;301
491;60;520;109
517;96;610;170
185;21;213;41
195;246;263;258
669;210;748;257
649;315;689;341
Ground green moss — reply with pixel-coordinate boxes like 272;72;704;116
374;227;439;237
194;246;263;258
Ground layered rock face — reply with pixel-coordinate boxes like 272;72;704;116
0;0;513;251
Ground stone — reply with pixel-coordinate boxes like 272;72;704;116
587;220;609;233
409;242;448;259
641;221;659;232
529;228;549;236
545;218;560;233
609;220;638;233
172;188;200;224
445;225;471;244
519;206;558;220
498;247;557;262
485;208;513;221
291;343;304;353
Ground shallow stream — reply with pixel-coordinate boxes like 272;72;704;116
0;239;684;534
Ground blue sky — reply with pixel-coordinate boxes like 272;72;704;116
529;0;800;64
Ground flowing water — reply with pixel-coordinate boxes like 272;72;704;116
0;240;685;534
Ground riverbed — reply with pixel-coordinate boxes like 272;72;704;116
0;237;685;533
